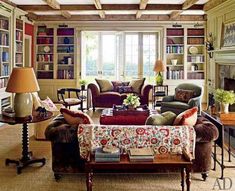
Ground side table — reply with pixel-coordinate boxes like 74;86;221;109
0;111;53;174
152;85;168;108
202;111;235;179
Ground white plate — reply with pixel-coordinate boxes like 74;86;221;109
189;46;198;54
44;46;50;53
103;146;119;153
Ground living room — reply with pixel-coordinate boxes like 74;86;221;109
0;0;235;191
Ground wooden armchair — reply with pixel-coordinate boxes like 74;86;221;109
57;88;83;111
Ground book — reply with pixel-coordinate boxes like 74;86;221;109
95;157;120;162
129;148;154;156
95;147;120;159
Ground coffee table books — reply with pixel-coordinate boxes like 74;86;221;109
112;104;149;116
95;147;120;162
129;148;154;162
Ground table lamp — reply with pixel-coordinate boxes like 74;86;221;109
6;67;40;118
153;60;165;86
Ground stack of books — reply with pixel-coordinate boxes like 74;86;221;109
129;148;154;162
95;147;120;162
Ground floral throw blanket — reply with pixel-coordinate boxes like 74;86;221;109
77;124;196;160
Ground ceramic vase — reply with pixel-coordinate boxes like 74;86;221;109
221;103;229;113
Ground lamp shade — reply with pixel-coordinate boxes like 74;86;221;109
153;60;165;72
6;67;40;93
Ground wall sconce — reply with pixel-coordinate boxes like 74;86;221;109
206;32;214;58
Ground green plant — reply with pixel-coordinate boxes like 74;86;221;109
79;79;87;86
123;94;140;108
214;89;235;105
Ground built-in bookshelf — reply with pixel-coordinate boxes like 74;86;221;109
165;27;205;80
166;28;184;80
187;28;205;79
15;18;23;67
0;16;10;88
36;26;54;79
57;28;74;79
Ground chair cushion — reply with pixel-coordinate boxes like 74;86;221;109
64;98;81;105
129;78;145;94
60;108;93;126
174;88;195;103
95;78;113;92
145;111;177;125
161;101;191;110
116;85;133;93
173;107;198;126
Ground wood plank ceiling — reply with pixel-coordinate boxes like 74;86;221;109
6;0;226;21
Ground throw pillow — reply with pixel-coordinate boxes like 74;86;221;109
31;92;42;110
129;78;145;94
116;86;133;93
60;108;93;126
112;81;130;92
174;88;195;103
95;78;113;92
40;97;59;112
173;107;198;126
145;111;177;125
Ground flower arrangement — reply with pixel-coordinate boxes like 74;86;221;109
214;89;235;105
123;94;140;109
214;89;235;113
79;79;87;90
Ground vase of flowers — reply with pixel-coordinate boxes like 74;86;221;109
214;89;235;113
123;94;140;110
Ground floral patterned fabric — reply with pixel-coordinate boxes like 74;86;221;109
77;124;196;160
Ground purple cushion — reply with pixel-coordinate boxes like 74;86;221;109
112;81;130;92
116;86;133;93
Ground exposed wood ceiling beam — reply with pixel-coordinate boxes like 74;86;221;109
0;0;17;7
34;14;205;21
182;0;199;10
203;0;228;11
139;0;149;9
94;0;105;19
136;0;149;19
61;11;71;19
18;4;203;12
170;11;182;20
43;0;60;10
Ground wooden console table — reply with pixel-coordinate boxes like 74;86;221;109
202;111;235;179
0;111;53;174
85;153;192;191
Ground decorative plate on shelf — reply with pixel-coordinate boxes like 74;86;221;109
44;46;50;53
103;146;119;153
189;46;198;55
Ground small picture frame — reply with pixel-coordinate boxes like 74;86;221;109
221;19;235;48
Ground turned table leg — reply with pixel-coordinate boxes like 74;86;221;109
86;171;93;191
181;168;185;191
186;167;191;191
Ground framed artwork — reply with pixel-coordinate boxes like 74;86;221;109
221;19;235;48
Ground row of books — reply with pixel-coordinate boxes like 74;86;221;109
95;147;120;162
166;45;184;54
187;37;204;45
57;69;74;79
0;33;9;46
15;53;23;64
187;72;204;79
16;42;23;52
1;64;10;76
187;29;204;36
187;55;204;63
166;70;184;80
0;78;9;88
37;37;53;44
57;46;74;53
37;54;53;62
0;19;9;30
1;51;9;62
16;30;23;41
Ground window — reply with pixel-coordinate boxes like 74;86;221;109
82;31;158;83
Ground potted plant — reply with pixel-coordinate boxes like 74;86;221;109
79;79;87;91
214;89;235;113
123;94;140;109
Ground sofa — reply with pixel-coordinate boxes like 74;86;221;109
45;115;218;181
87;79;152;111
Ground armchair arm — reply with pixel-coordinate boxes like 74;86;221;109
188;96;201;112
162;95;174;102
45;115;78;143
